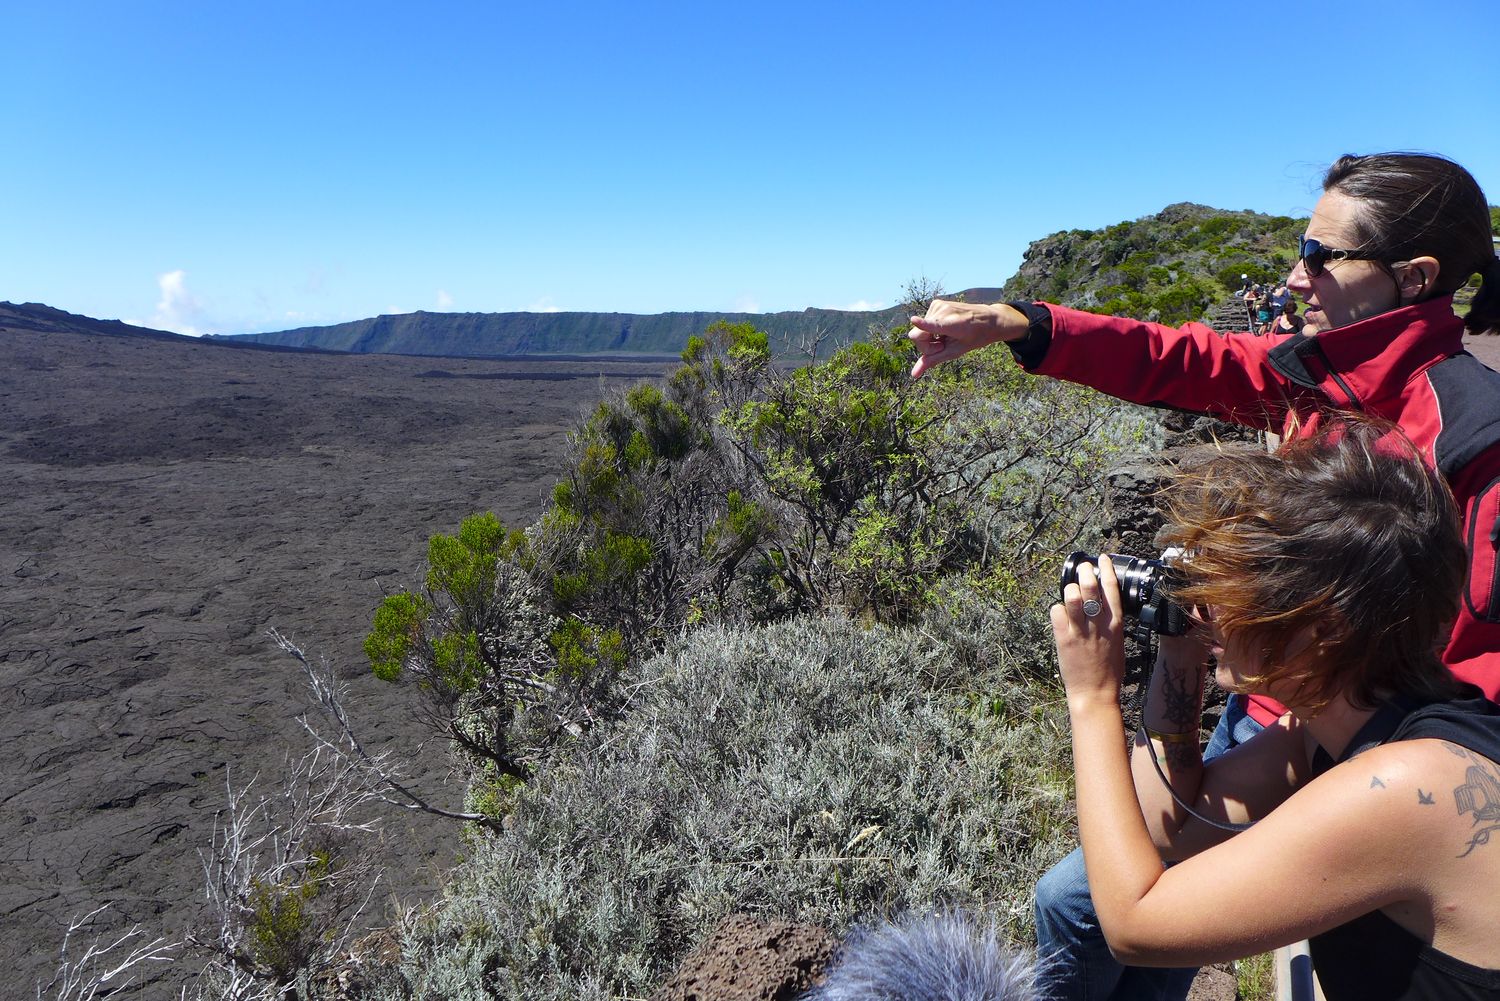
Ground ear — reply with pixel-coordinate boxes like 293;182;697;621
1283;622;1324;663
1396;255;1441;304
1285;615;1346;668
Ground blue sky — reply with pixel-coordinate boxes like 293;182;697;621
5;0;1497;335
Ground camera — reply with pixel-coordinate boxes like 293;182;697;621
1058;551;1189;638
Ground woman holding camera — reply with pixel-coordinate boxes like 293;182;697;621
1054;423;1500;999
909;151;1500;1000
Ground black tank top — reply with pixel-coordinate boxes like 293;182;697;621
1307;688;1500;1000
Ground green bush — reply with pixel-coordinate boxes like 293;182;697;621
364;520;565;787
1213;261;1279;290
364;304;1148;801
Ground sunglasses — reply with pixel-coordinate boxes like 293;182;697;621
1297;237;1383;278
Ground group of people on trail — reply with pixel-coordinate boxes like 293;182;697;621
1241;281;1304;334
908;152;1500;1000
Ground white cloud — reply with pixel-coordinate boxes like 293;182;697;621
732;295;761;314
829;299;886;312
150;270;207;336
525;297;563;313
436;289;454;311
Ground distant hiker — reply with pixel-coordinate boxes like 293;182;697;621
1253;289;1276;333
1242;283;1261;330
1270;282;1293;312
1268;298;1305;336
909;151;1500;1001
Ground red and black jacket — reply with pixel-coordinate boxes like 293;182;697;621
1006;296;1500;712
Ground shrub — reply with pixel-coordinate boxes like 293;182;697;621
1214;261;1279;290
364;518;572;787
723;336;1137;620
363;311;1147;797
365;611;1078;1000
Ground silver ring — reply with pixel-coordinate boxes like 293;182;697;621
1082;599;1102;618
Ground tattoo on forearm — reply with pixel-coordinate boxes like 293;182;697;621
1371;776;1386;789
1158;669;1199;730
1164;741;1199;770
1418;789;1435;805
1442;742;1500;859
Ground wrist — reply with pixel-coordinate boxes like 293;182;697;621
1067;692;1122;725
991;303;1032;344
1142;724;1199;743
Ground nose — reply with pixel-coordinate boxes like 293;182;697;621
1286;257;1313;293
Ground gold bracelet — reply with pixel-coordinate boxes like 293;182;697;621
1143;726;1198;745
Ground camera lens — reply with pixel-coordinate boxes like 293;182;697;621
1058;551;1188;637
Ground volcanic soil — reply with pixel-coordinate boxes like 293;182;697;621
1;315;671;991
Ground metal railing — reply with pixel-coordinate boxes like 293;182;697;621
1275;941;1322;1001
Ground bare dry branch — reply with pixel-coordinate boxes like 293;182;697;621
277;630;499;826
36;906;179;1001
187;735;386;996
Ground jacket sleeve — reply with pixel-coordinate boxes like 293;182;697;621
1025;303;1301;432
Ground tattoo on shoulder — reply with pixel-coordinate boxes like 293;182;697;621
1370;776;1386;789
1418;789;1434;805
1440;742;1500;860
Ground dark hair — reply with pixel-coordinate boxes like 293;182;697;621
1160;419;1466;712
1282;300;1297;315
1323;152;1499;336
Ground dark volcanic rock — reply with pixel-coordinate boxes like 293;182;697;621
651;913;838;1001
0;316;670;991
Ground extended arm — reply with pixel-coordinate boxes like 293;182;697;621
910;299;1300;431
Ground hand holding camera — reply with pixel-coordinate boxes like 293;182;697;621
1050;557;1127;710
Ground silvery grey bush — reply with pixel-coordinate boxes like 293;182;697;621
366;609;1076;1000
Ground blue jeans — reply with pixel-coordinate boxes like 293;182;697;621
1034;694;1265;1001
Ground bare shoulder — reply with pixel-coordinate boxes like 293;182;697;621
1342;739;1500;860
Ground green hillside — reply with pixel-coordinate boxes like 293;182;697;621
1002;201;1307;324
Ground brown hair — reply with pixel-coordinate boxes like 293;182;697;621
1323;152;1499;336
1160;419;1466;713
